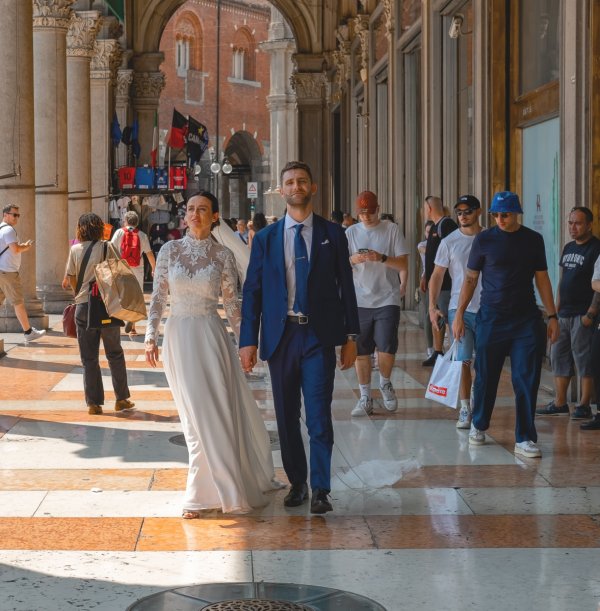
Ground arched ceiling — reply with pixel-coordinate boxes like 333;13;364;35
131;0;325;56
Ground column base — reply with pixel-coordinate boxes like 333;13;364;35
36;285;73;315
0;302;50;332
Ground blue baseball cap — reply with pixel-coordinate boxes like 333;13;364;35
490;191;523;214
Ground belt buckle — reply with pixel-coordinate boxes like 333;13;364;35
298;315;309;325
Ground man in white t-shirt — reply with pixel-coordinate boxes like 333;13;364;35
429;195;483;428
111;210;155;336
346;191;409;417
0;204;46;344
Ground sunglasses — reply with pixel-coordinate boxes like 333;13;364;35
6;212;20;218
490;212;511;219
456;208;476;217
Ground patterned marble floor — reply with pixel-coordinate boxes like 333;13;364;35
1;311;600;611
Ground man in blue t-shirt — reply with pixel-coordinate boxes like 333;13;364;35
452;191;559;459
536;207;600;419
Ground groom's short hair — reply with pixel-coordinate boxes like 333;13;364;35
280;161;313;185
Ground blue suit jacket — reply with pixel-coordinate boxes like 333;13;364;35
240;214;360;361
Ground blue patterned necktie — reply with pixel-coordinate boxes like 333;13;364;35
293;223;309;314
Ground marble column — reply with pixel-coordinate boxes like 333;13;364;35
90;38;121;219
290;66;329;216
33;0;76;314
115;67;133;168
131;54;166;166
66;10;101;239
0;0;48;334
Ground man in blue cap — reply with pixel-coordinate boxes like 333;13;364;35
452;191;560;458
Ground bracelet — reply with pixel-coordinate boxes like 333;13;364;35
381;254;388;263
547;314;558;320
585;312;595;321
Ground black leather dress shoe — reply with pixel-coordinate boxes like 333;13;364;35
580;414;600;430
284;483;308;507
310;489;333;514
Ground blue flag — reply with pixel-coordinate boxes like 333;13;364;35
111;112;122;147
131;117;141;159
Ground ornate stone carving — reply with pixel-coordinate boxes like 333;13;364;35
90;39;122;81
330;48;351;102
381;0;395;37
33;0;76;30
353;15;370;81
115;69;134;99
67;11;101;58
132;72;166;100
290;72;327;101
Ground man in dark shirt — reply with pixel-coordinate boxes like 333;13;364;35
537;207;600;419
421;195;458;365
452;191;559;459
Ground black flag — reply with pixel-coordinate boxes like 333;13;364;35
187;115;209;165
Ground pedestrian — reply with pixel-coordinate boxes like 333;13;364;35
235;219;249;244
429;195;483;429
239;160;359;514
580;258;600;430
111;211;156;337
421;196;458;366
64;213;134;415
453;191;559;458
0;204;46;344
536;207;600;419
418;220;434;359
247;212;267;250
346;191;408;417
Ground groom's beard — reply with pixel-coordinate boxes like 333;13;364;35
285;192;312;208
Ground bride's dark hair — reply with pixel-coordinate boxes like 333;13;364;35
196;191;219;213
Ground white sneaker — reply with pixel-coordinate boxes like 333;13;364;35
351;396;374;417
514;440;542;458
24;327;46;344
379;382;398;412
456;406;472;429
468;423;485;445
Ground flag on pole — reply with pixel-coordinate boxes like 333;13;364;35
111;112;122;147
131;117;141;159
150;110;159;168
167;109;188;149
186;115;209;165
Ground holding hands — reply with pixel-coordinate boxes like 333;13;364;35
145;340;159;367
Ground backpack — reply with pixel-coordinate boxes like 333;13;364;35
120;227;141;267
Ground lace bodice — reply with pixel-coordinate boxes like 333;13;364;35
145;235;241;343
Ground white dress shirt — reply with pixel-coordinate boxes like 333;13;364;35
284;212;313;314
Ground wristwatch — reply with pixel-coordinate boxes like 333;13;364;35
381;254;388;263
547;313;558;320
585;312;595;321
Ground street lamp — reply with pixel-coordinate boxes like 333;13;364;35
209;146;232;192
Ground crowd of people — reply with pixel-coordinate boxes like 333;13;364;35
3;159;600;517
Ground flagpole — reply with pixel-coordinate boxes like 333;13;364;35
168;147;171;189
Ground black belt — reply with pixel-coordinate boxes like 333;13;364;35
287;315;309;325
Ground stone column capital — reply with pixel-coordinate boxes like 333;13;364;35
32;0;76;30
90;39;122;82
115;68;134;100
290;71;327;103
132;71;166;103
67;10;102;58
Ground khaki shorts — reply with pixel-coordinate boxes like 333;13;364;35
0;271;24;306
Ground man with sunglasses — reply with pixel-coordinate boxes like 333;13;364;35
0;204;46;344
429;195;483;429
453;191;559;459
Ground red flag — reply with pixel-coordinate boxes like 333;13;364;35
150;110;158;167
167;109;188;149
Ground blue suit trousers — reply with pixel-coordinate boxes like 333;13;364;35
473;304;546;443
268;321;336;492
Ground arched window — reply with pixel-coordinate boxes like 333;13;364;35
174;13;203;76
231;27;256;82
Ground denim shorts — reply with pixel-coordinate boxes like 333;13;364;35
448;309;477;361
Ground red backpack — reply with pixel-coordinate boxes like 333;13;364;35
120;227;141;267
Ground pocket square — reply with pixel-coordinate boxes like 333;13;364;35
321;239;330;245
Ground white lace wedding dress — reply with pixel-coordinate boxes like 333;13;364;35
145;234;279;513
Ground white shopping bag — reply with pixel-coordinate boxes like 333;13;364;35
424;341;463;409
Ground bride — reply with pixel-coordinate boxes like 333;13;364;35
144;192;280;516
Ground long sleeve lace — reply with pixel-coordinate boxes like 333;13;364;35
145;242;170;343
221;248;241;340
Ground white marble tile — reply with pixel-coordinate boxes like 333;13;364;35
51;367;169;392
459;486;600;515
335;366;425;390
252;549;600;611
0;491;47;517
0;551;252;611
0;421;188;469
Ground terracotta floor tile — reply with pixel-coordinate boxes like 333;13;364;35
150;469;188;490
0;518;142;550
0;469;155;491
366;514;600;549
137;516;375;551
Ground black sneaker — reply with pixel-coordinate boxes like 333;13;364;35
571;404;592;420
580;414;600;430
422;351;443;367
536;401;569;416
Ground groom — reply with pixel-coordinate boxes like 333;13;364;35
239;161;359;514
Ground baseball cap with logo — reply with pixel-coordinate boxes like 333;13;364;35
355;191;378;213
490;191;523;214
454;195;481;209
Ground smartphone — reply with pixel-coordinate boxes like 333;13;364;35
358;248;369;254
